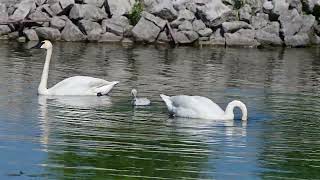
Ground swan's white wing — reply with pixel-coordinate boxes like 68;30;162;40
48;76;118;95
170;95;225;119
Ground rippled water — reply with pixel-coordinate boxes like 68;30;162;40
0;41;320;179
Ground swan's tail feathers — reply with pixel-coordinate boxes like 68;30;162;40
160;94;174;113
96;81;119;96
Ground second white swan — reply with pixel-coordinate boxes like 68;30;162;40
160;94;248;120
33;40;119;96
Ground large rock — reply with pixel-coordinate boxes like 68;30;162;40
59;0;74;10
222;21;252;33
157;31;170;42
279;9;303;37
255;22;282;45
198;28;212;37
9;0;35;21
50;16;66;30
108;0;135;16
50;2;63;15
28;8;49;23
132;17;161;42
23;29;38;41
239;4;252;22
144;0;178;21
178;21;193;31
0;25;11;36
272;0;289;16
288;0;302;13
176;30;198;44
299;15;316;34
83;0;104;8
196;0;232;27
102;16;131;36
35;27;61;40
141;11;166;29
69;4;107;21
209;28;225;46
243;0;263;13
99;32;122;42
251;13;269;29
192;19;206;32
35;0;46;6
79;19;103;35
225;29;259;47
285;33;310;47
61;20;86;41
0;3;8;21
176;9;195;21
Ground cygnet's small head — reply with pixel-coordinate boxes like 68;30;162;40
131;89;137;97
32;40;53;50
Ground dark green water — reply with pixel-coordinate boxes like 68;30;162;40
0;41;320;179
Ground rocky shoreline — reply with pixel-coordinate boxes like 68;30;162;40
1;0;320;48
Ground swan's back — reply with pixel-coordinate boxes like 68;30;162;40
133;97;151;106
161;95;225;119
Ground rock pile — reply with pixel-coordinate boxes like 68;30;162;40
0;0;320;47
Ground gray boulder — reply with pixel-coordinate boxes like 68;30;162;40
23;29;38;41
99;32;122;42
192;19;206;32
222;21;252;33
0;3;8;21
279;9;302;37
69;4;107;21
28;9;49;23
0;25;11;36
178;21;193;31
209;28;225;46
255;22;282;45
132;17;161;42
59;0;74;10
102;16;131;36
50;2;63;15
157;31;170;42
272;0;289;16
263;1;273;13
251;13;269;29
176;9;195;21
288;0;302;13
42;4;55;17
141;11;166;29
285;33;310;47
144;0;178;21
299;15;316;34
225;29;259;47
108;0;135;16
87;33;101;41
83;0;104;8
79;19;103;35
198;28;213;37
176;30;198;44
50;16;66;30
35;0;46;6
239;4;252;22
196;0;232;27
10;0;35;21
61;20;86;41
35;27;61;40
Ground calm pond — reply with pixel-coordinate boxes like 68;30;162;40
0;41;320;179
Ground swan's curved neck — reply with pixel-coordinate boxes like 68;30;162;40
38;48;52;95
225;100;248;120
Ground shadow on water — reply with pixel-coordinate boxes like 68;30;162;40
1;41;320;179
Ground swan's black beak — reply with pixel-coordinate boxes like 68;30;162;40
31;41;44;49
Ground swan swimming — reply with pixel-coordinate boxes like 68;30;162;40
33;40;119;96
160;94;248;120
131;89;151;106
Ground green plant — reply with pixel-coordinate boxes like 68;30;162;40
128;1;144;26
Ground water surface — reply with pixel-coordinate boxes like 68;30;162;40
0;41;320;179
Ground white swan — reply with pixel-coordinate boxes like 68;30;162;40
131;89;151;106
33;40;119;96
160;94;248;120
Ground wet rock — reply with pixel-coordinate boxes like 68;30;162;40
23;29;38;41
69;4;107;21
79;19;103;35
35;27;61;40
192;19;206;32
251;13;269;29
196;0;232;27
222;21;252;33
61;20;86;41
178;21;193;31
83;0;104;8
176;30;198;44
144;0;178;21
99;32;122;42
279;9;303;37
255;22;282;45
50;16;66;30
0;3;8;21
122;38;134;45
8;31;19;39
198;28;212;37
87;33;101;41
0;25;11;36
141;11;166;29
132;17;161;43
102;15;131;36
285;33;310;47
225;29;259;47
239;4;252;23
10;0;35;21
108;0;135;16
209;28;225;46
